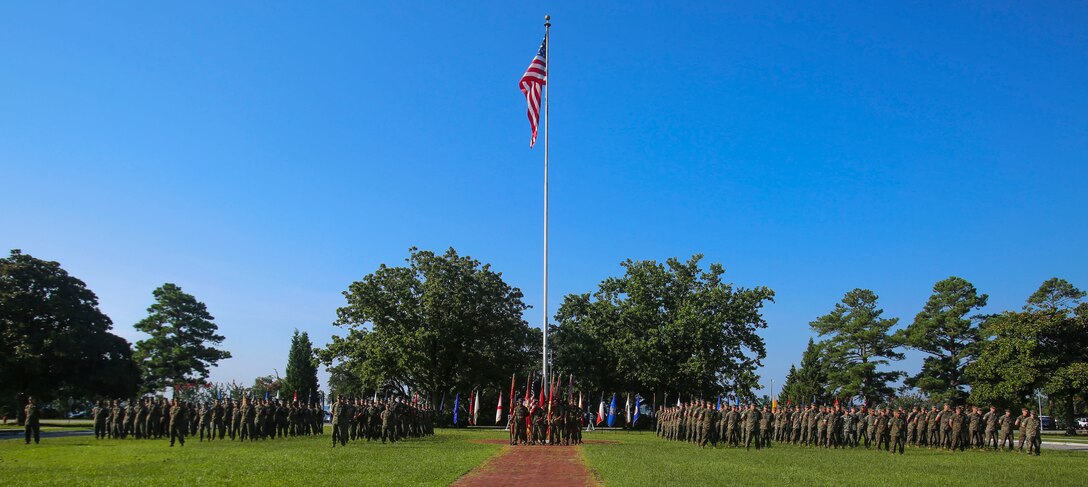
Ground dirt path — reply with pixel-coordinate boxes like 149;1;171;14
453;441;599;487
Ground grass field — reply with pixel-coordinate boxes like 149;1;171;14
582;431;1088;487
0;429;501;486
2;428;1086;486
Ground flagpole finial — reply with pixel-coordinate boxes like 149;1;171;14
545;15;551;27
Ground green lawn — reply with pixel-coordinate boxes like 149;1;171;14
0;429;501;487
581;431;1088;487
3;428;1085;486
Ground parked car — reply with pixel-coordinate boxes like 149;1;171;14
1075;417;1088;429
68;408;92;419
1040;416;1055;430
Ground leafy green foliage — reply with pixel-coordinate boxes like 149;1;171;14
327;362;366;398
0;250;139;414
133;283;231;393
897;276;988;405
552;255;774;399
320;247;540;405
810;288;903;405
968;278;1088;434
283;329;320;401
778;338;831;405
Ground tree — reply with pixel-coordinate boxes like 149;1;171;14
810;288;903;405
897;277;988;405
283;329;320;402
0;250;139;423
251;375;282;399
968;278;1088;435
778;338;831;406
319;247;540;408
327;362;365;399
133;283;231;393
552;255;774;400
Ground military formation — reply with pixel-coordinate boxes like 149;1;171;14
657;401;1045;455
91;397;326;446
507;398;584;446
328;397;434;447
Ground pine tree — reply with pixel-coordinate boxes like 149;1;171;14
779;338;831;405
134;283;231;393
811;288;903;405
283;329;319;402
898;276;988;405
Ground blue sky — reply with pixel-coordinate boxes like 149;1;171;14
3;2;1086;395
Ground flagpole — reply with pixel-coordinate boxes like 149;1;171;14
542;14;551;382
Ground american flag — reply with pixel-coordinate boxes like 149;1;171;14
519;36;547;147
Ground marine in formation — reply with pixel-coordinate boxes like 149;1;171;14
655;401;1044;456
507;397;583;446
328;397;434;447
89;397;329;445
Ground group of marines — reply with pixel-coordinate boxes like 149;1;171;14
328;397;435;447
657;401;1045;455
507;398;584;446
92;397;326;446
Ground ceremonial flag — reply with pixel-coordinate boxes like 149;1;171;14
607;393;617;427
473;389;481;426
633;395;643;426
568;373;574;402
716;395;721;411
496;391;504;424
772;398;777;412
538;375;546;408
578;392;584;426
519;35;547;147
439;392;446;414
677;395;682;407
625;394;631;426
597;395;605;426
547;375;555;420
265;390;269;401
453;393;460;426
509;373;517;419
548;374;555;409
834;397;839;408
293;390;298;402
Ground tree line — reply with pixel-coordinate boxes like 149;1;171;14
779;277;1088;434
5;247;1084;434
319;249;776;423
0;249;316;423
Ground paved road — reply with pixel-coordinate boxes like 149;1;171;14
0;429;94;440
1041;441;1088;452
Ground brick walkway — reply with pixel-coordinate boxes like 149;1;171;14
453;441;599;487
